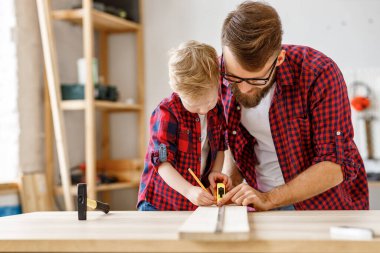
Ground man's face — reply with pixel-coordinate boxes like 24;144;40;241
222;46;280;108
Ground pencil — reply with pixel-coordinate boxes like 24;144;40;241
188;168;208;192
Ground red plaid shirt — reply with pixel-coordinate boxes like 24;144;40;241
220;45;369;210
138;93;227;210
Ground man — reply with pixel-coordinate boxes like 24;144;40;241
218;1;368;210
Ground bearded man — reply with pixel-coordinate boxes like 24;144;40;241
218;1;368;211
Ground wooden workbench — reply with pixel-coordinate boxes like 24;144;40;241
0;211;379;252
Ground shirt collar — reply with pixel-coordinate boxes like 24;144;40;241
275;52;295;86
173;92;219;118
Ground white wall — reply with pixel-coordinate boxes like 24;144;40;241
143;0;380;208
144;0;380;118
0;0;44;183
0;0;19;182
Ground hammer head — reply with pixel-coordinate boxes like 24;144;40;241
77;183;87;220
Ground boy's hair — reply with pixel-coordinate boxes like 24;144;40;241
168;40;219;99
221;1;283;71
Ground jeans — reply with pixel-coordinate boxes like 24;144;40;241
274;205;295;211
137;201;158;211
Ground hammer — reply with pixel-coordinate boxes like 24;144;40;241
77;183;110;220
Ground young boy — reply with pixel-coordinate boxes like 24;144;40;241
137;40;232;211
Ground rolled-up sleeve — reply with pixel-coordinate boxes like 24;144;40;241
149;104;178;171
310;62;361;182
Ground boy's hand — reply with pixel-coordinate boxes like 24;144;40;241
186;186;215;206
208;171;233;195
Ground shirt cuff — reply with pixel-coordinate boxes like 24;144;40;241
150;146;177;171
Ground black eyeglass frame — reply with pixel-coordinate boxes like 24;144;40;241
220;53;279;87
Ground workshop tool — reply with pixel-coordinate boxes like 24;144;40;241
216;183;225;202
77;183;110;220
215;205;225;233
330;226;374;240
350;81;377;160
350;81;371;111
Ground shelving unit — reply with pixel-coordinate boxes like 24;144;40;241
40;0;145;209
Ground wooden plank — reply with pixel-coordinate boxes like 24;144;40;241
137;0;146;161
43;71;56;210
179;206;250;241
54;181;139;196
0;211;380;252
83;0;97;201
0;183;18;195
36;0;73;210
369;181;380;187
61;100;142;111
99;31;110;162
19;173;53;212
52;9;140;32
99;31;111;204
98;159;142;183
99;31;108;84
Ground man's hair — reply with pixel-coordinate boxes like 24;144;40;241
168;40;219;99
221;1;283;71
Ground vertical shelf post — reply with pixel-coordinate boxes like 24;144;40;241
83;0;96;200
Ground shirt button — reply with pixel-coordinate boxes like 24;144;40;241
232;130;237;135
237;106;241;110
195;118;200;122
199;137;202;141
336;131;341;136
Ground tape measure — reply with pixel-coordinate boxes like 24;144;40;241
216;183;225;202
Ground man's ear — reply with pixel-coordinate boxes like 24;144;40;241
276;50;286;66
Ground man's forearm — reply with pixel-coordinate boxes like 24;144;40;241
268;161;344;208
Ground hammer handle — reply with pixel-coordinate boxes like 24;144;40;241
87;199;110;214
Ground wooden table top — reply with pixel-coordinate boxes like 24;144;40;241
0;210;379;252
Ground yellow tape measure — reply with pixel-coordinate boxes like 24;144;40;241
216;183;225;202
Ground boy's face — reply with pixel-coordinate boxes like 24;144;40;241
181;88;218;115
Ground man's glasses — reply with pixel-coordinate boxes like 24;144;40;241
220;54;278;86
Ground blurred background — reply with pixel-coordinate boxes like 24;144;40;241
0;0;379;215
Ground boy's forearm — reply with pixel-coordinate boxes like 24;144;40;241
157;162;194;198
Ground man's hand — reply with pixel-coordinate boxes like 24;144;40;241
186;186;215;206
217;183;276;211
208;171;233;196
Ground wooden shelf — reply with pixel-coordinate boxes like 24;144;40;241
41;0;146;209
61;100;142;112
369;181;380;187
0;182;18;194
55;181;139;196
52;9;140;33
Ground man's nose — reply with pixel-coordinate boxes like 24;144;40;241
238;82;252;93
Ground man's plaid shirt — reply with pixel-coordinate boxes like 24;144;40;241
220;45;369;210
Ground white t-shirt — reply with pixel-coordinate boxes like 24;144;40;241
198;114;210;175
240;83;285;192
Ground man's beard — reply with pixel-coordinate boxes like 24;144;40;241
231;73;276;108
